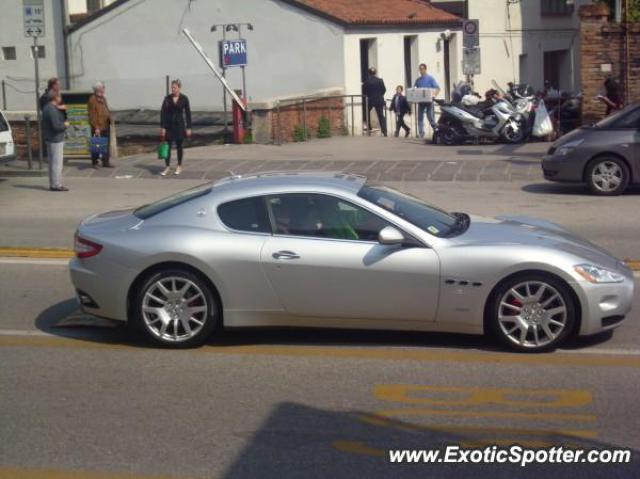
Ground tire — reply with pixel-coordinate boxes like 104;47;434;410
502;119;525;144
586;156;630;196
134;269;218;348
488;273;576;353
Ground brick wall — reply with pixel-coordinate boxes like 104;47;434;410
579;4;640;124
9;118;41;159
253;97;346;144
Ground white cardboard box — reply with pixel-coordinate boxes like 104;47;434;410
406;88;434;103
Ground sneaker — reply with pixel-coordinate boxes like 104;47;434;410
160;167;171;176
175;166;182;176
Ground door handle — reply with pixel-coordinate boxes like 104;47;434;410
272;250;300;260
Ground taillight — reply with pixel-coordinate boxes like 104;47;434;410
74;233;103;258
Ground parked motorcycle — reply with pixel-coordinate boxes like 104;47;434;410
435;83;525;145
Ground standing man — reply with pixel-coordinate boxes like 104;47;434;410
414;63;440;139
42;91;69;192
88;81;113;168
389;85;411;138
362;67;388;137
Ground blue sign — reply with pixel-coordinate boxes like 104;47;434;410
220;39;247;67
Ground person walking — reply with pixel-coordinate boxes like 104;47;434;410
414;63;440;139
160;79;192;176
598;78;623;116
42;91;69;192
362;68;388;137
389;85;411;138
88;81;113;168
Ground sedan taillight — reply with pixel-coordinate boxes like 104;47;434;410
74;233;103;259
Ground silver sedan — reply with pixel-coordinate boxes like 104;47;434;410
69;172;634;352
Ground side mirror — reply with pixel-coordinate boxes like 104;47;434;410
378;226;405;245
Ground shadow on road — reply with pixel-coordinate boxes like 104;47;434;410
523;183;640;196
221;402;639;479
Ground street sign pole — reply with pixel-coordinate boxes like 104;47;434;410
32;35;43;169
221;30;228;135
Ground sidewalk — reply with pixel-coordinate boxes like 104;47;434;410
1;136;551;183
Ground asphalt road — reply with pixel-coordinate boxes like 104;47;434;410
0;258;639;479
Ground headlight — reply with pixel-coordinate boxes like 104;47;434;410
555;138;584;156
574;264;624;283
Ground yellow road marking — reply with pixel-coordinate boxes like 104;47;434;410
625;260;640;270
368;408;595;422
332;440;386;458
374;384;592;408
357;415;598;439
1;335;640;367
0;247;74;259
0;468;195;479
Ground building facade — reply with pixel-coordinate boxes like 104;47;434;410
433;0;593;94
0;0;69;111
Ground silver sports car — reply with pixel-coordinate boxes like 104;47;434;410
70;172;634;352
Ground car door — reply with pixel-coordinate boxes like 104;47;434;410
260;193;440;321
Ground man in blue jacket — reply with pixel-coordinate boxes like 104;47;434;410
414;63;440;139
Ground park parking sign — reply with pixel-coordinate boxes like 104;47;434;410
220;39;247;67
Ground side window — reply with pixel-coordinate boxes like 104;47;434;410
267;193;389;241
218;197;270;233
610;108;640;129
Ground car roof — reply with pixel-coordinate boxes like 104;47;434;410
211;171;368;198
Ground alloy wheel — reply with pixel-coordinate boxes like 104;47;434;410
591;161;623;193
142;276;209;343
497;281;567;349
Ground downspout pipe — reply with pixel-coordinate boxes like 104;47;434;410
60;0;71;89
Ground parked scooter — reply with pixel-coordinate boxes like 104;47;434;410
435;83;525;145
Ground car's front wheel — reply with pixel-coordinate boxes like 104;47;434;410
489;274;576;352
135;269;218;348
586;156;630;196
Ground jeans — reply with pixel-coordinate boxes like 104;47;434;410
418;102;436;138
395;113;410;136
165;139;184;166
46;141;64;189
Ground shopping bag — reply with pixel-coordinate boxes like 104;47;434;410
157;142;169;160
532;100;553;137
90;136;109;157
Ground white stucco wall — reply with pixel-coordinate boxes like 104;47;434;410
463;0;587;94
1;0;67;111
67;0;346;110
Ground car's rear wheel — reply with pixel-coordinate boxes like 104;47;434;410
135;269;217;348
489;274;576;352
586;157;629;196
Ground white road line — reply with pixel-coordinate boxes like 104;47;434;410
0;258;69;265
0;329;54;337
560;348;640;356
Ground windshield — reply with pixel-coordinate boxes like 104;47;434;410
358;185;466;237
0;113;8;132
134;184;212;219
594;104;638;128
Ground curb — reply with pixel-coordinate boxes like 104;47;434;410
0;169;47;178
0;247;639;271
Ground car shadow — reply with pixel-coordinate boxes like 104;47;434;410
523;182;640;196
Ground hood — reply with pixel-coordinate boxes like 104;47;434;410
551;126;587;148
448;214;622;271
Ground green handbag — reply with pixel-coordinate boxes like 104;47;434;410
157;142;169;160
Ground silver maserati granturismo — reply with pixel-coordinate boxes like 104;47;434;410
69;172;634;352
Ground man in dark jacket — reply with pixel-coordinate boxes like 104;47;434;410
42;91;69;191
362;67;387;137
389;85;411;137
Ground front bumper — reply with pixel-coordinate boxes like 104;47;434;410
541;152;586;182
575;271;635;336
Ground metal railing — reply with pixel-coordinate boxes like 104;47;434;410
274;94;370;145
